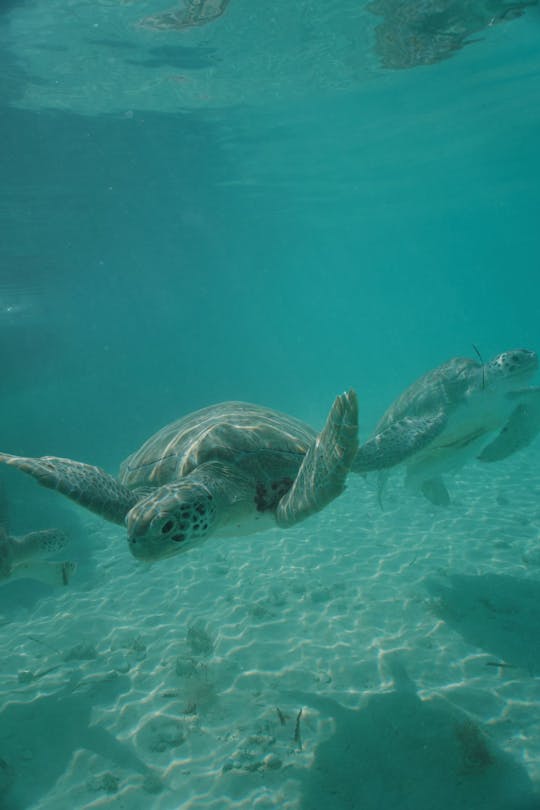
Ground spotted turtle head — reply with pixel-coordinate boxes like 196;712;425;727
484;348;538;389
126;481;217;562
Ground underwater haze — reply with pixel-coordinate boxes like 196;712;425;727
1;1;540;808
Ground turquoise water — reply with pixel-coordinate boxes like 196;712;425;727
1;2;540;808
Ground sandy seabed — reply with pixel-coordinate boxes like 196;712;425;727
1;450;540;810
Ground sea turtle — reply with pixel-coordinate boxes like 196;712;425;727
0;485;75;585
353;349;540;505
0;392;358;562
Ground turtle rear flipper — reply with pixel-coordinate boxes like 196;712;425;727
420;476;450;506
10;560;76;586
0;454;138;524
276;390;358;527
352;412;447;474
479;388;540;463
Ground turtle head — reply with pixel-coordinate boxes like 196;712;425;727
126;482;217;562
484;348;538;389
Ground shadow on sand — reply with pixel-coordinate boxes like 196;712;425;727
293;658;538;810
426;572;540;674
0;673;155;809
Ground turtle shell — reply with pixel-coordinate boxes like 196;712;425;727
374;357;479;434
119;401;316;489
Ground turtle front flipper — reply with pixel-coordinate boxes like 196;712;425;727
276;390;359;527
0;454;138;525
478;388;540;463
352;412;447;473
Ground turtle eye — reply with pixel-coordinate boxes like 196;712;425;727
161;519;174;535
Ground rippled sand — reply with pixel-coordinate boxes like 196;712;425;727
1;450;540;809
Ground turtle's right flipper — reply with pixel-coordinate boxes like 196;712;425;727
276;390;359;527
479;389;540;462
0;454;137;524
352;413;447;473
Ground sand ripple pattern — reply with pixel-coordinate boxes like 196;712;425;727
1;450;540;807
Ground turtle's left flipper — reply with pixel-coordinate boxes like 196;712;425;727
478;387;540;463
0;454;137;524
276;390;359;527
352;412;447;474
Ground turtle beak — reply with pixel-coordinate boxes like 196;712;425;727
125;502;149;539
511;349;538;378
125;503;155;560
125;503;191;562
126;524;181;562
127;535;153;561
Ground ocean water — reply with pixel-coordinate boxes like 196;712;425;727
1;1;540;808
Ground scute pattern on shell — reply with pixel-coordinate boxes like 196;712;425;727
375;358;479;433
119;402;316;489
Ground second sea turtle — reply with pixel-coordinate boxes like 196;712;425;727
353;349;540;505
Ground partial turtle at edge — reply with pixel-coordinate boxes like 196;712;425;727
353;349;540;505
0;483;75;586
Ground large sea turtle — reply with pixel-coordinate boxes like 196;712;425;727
0;484;75;585
0;392;358;562
353;349;540;505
